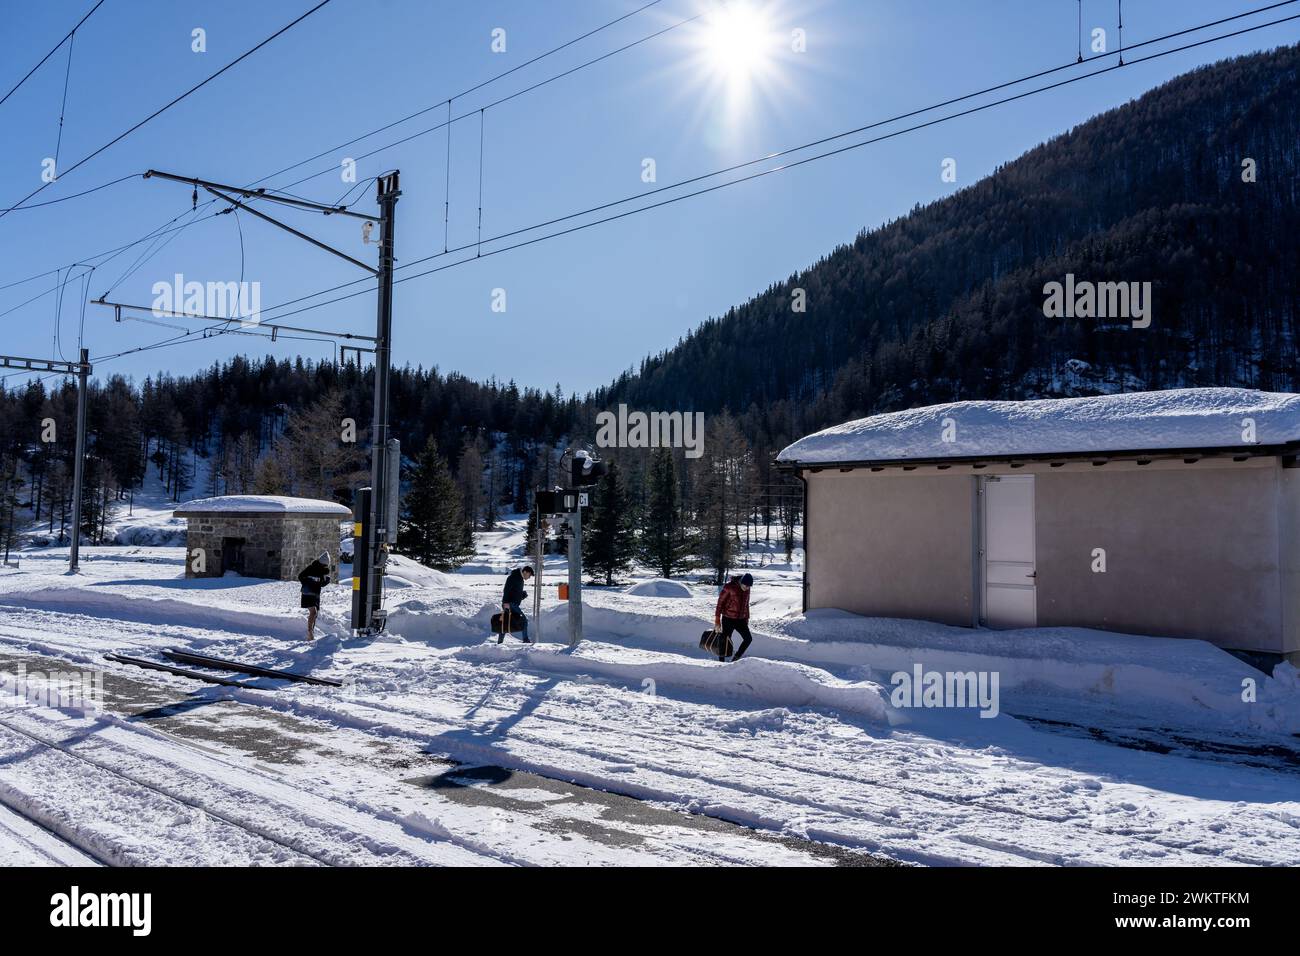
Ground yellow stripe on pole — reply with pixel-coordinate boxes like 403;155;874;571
353;522;362;537
352;575;360;591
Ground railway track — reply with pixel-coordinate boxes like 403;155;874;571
0;711;331;866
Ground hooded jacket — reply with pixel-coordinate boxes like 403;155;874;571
299;559;331;599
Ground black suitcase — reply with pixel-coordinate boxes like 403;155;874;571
492;610;527;634
699;628;733;659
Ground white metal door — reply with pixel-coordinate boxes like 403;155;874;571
981;475;1036;628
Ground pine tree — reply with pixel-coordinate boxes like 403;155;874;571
640;447;692;578
281;389;364;501
398;437;474;571
582;460;634;585
253;452;287;494
456;440;485;530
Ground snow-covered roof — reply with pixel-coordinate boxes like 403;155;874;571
173;495;352;517
777;388;1300;466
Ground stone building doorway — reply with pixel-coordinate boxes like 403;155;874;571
221;537;246;576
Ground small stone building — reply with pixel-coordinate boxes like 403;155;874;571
174;495;351;581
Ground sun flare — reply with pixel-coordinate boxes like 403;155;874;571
703;2;775;85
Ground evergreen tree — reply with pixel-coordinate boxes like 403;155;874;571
398;437;474;571
639;447;692;578
253;452;287;494
0;452;24;563
582;460;634;585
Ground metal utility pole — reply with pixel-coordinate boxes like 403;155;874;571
0;352;92;571
363;171;401;634
533;507;544;643
69;348;89;571
141;169;396;634
567;502;583;647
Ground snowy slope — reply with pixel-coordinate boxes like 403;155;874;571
777;387;1300;464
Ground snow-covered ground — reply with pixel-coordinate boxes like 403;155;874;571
2;483;1300;866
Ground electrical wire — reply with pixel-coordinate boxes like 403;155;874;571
477;108;485;256
0;0;682;291
240;2;1300;330
0;173;142;213
0;0;105;110
261;8;708;202
0;0;334;220
5;2;1296;377
250;0;671;191
252;9;1300;328
53;28;76;171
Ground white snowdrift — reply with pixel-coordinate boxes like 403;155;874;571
777;387;1300;464
767;610;1300;736
625;579;693;598
455;642;898;725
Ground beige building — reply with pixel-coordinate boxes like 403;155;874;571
174;495;350;581
777;389;1300;664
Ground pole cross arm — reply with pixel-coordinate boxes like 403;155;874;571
203;185;379;276
0;353;91;375
142;169;379;275
91;299;378;343
143;170;375;220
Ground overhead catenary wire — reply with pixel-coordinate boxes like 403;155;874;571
0;0;684;290
100;204;207;299
77;267;93;348
53;28;76;171
0;173;142;213
239;3;1300;331
443;99;452;253
477;108;486;256
248;9;1300;330
0;0;334;221
5;2;1297;381
0;0;105;110
15;0;1290;348
260;7;709;204
1118;0;1125;65
1078;0;1084;62
251;0;674;192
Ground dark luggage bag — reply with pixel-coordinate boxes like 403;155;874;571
699;628;733;659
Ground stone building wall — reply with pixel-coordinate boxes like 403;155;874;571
280;516;343;583
183;514;343;581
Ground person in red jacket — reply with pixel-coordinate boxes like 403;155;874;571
713;572;754;662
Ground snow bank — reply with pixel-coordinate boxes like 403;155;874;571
455;642;898;725
384;555;457;590
625;579;693;598
173;495;351;516
777;388;1300;464
766;610;1300;735
112;525;186;547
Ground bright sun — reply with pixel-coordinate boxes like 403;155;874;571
704;2;773;84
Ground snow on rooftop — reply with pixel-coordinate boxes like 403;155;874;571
777;388;1300;465
173;495;352;517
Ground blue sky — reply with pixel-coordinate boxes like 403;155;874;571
2;0;1296;394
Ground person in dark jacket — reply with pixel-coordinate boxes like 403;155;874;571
713;572;753;662
298;551;331;641
499;565;534;644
